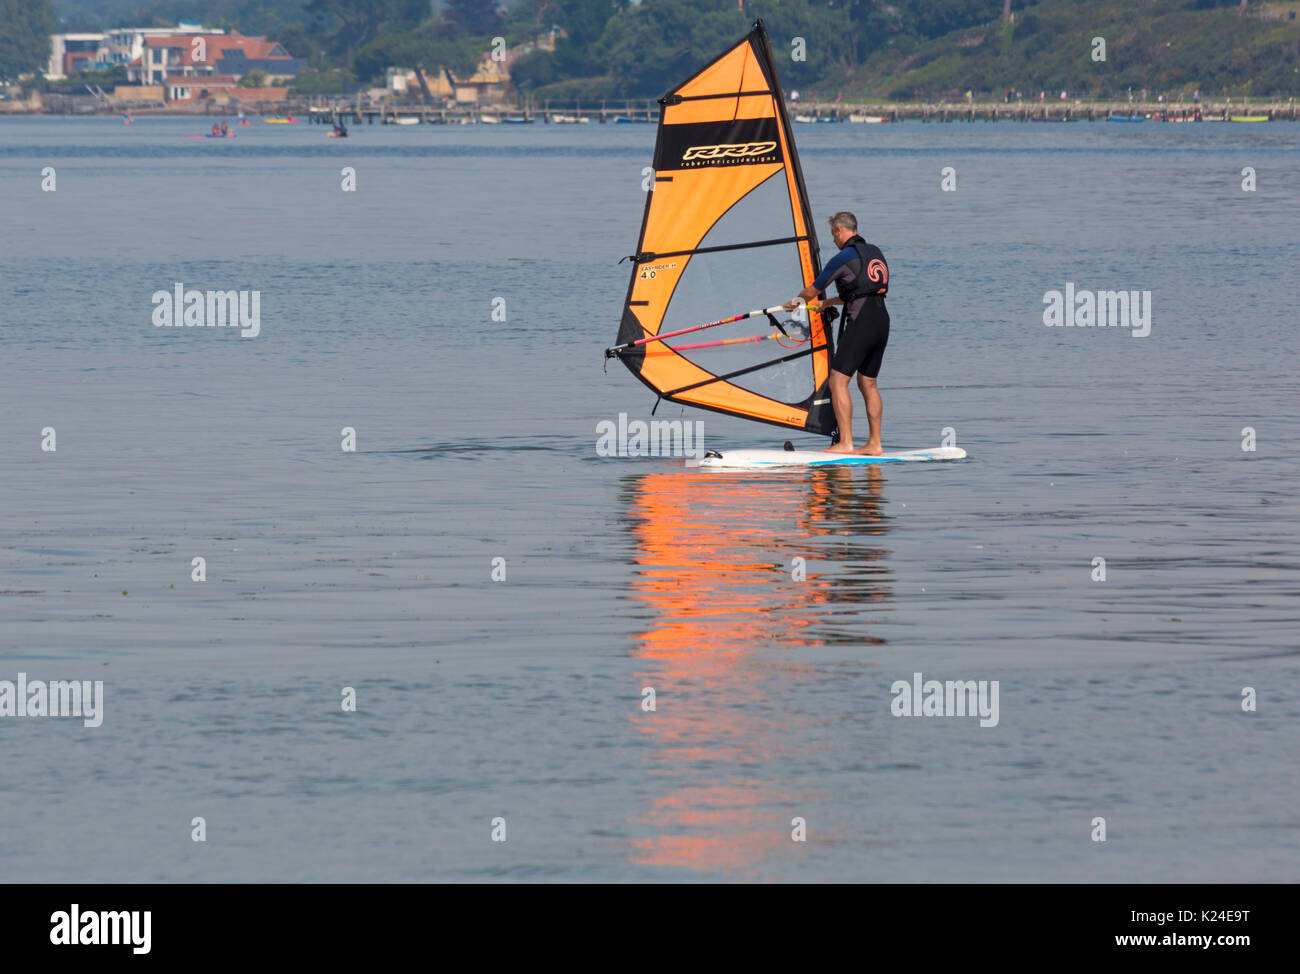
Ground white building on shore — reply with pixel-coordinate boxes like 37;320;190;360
46;33;103;80
97;24;225;72
45;23;225;81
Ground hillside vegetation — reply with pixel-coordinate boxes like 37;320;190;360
32;0;1300;99
855;0;1300;100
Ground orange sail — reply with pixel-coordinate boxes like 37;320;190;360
612;20;835;436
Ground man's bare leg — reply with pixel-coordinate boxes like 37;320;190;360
855;374;883;455
824;370;855;453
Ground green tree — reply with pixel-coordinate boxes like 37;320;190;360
510;48;555;89
353;28;478;87
503;0;564;46
552;0;624;77
445;0;503;39
237;68;269;87
305;0;429;65
601;0;746;97
896;0;1003;39
289;65;356;94
0;0;55;80
275;25;326;66
748;0;864;88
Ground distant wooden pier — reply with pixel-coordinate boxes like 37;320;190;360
788;101;1298;123
305;99;661;126
301;97;1300;126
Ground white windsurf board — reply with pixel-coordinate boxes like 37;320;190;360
687;446;967;469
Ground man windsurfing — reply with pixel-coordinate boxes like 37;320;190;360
785;212;889;455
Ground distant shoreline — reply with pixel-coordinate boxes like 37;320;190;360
2;97;1296;124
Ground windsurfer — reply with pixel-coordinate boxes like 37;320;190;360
785;211;889;455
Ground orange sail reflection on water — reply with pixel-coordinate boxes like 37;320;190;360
622;465;893;874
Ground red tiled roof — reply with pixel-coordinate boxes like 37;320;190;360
144;32;293;65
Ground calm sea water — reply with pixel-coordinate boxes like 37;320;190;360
1;116;1297;882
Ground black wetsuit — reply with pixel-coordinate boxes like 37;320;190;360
811;235;889;377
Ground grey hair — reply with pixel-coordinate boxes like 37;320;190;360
829;211;857;233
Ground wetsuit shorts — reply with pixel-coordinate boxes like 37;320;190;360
831;300;889;378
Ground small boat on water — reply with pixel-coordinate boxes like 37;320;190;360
551;114;590;124
794;114;838;123
847;113;890;123
501;116;534;124
263;116;298;123
1108;113;1144;122
1229;115;1269;122
385;116;419;125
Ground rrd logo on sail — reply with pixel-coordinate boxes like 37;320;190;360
682;141;778;163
